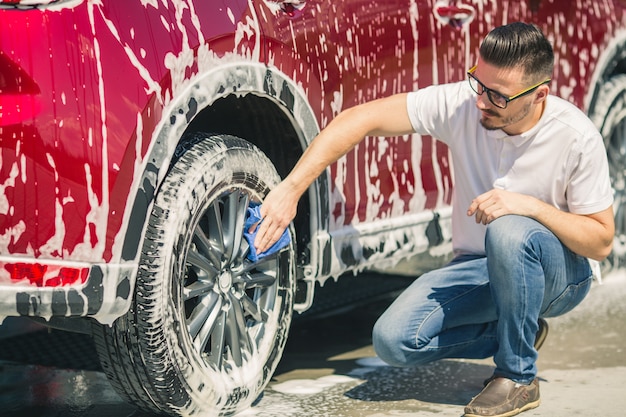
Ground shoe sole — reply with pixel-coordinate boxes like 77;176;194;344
464;399;541;417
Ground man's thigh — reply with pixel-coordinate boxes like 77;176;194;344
380;256;497;338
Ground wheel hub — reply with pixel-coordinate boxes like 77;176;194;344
218;270;233;291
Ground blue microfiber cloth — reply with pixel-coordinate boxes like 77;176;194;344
243;203;291;262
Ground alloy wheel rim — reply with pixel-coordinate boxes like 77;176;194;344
182;188;283;370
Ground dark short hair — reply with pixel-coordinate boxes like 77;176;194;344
479;22;554;81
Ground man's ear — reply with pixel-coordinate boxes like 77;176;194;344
534;85;550;103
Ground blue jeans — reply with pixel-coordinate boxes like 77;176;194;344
372;215;593;384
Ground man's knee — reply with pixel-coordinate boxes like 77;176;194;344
372;315;410;366
485;215;546;255
372;314;435;367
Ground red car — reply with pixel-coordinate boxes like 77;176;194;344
0;0;624;415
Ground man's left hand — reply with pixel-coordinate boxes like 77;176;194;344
467;189;537;224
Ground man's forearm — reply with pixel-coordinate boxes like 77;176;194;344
468;189;614;261
283;93;415;197
530;202;614;261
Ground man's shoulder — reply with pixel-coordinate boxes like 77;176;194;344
544;95;599;135
407;81;474;113
410;80;470;98
406;81;477;140
546;95;590;119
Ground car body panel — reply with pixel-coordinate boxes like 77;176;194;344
0;0;625;321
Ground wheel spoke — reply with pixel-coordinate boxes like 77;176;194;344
206;200;226;255
193;225;222;268
235;271;277;289
239;249;283;273
241;293;268;322
224;308;243;366
208;310;227;369
186;248;219;279
188;292;221;343
230;293;253;352
183;279;215;301
223;190;250;263
225;292;252;366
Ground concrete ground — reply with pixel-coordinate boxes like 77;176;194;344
0;269;624;417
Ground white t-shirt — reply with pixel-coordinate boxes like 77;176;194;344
406;81;614;256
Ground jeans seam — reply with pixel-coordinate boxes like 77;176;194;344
415;282;491;352
542;274;593;316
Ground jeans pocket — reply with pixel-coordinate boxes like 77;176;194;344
542;275;593;317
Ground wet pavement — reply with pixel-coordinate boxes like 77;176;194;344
0;269;625;417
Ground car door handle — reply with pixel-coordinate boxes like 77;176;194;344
434;2;475;28
274;0;306;18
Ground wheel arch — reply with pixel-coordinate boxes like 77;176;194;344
118;62;328;289
181;88;321;282
585;29;626;116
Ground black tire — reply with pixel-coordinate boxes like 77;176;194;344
92;133;295;416
589;74;626;271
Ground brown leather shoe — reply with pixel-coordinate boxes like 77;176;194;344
465;378;540;417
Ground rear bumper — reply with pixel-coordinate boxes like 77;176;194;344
0;259;136;326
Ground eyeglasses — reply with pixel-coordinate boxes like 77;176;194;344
467;66;551;109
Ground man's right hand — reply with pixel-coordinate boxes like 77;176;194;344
253;180;300;253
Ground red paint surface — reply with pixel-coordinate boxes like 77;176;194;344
0;0;624;266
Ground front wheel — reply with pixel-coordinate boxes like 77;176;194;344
93;133;296;416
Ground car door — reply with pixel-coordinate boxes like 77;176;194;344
256;0;466;274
